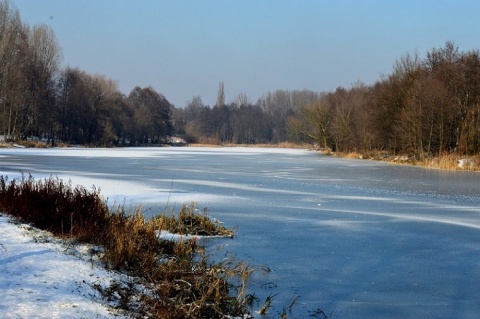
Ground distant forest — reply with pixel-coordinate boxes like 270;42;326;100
2;1;480;158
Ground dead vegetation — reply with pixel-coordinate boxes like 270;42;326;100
421;153;480;171
334;150;480;172
0;174;253;318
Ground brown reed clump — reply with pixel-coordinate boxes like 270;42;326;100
154;204;234;237
423;153;480;171
16;139;49;148
0;174;110;242
0;174;253;318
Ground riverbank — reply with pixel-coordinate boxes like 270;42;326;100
332;150;480;172
3;139;480;172
187;143;480;172
0;175;251;319
174;142;480;172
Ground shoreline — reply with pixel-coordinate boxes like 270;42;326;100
331;150;480;172
2;140;479;172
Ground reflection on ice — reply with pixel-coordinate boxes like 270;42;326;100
313;219;366;231
318;207;480;230
155;178;314;195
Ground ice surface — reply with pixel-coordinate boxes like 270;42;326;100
1;147;480;318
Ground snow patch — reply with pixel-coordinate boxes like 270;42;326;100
156;230;230;242
0;215;128;319
156;230;200;242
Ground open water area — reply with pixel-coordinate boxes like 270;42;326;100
1;147;480;318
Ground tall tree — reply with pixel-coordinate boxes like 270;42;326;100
216;82;225;106
301;100;332;149
0;0;24;140
22;24;61;141
127;86;173;144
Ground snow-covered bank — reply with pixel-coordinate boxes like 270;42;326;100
0;214;127;319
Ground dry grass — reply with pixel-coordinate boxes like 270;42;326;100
335;150;390;161
193;136;223;146
16;140;49;148
154;205;233;237
189;141;314;149
334;150;480;172
421;154;480;171
0;174;253;318
339;151;365;159
0;140;68;148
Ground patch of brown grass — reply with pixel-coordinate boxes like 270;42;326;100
421;154;480;171
334;150;480;172
340;151;365;159
155;205;233;237
189;141;314;149
16;140;49;148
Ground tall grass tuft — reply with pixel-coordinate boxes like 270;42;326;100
154;204;234;237
0;174;252;318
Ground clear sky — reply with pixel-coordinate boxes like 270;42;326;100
13;0;480;107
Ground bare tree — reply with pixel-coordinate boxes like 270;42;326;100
22;24;62;141
233;92;250;106
0;0;24;140
301;100;331;149
330;89;354;152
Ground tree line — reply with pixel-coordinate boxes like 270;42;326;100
0;1;173;146
173;89;321;144
292;41;480;158
179;42;480;158
2;0;480;157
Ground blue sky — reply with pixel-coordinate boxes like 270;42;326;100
14;1;480;107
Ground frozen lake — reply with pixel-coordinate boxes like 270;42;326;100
1;147;480;318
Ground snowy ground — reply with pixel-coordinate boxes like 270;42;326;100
0;214;128;319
